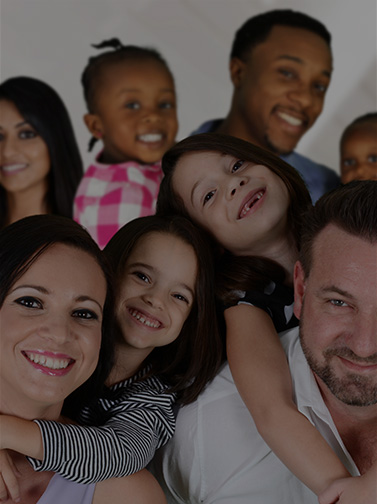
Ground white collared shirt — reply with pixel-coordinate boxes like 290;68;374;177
150;328;359;504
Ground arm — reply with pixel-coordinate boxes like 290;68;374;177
0;449;21;503
225;304;350;496
0;415;43;459
1;379;176;484
319;462;377;504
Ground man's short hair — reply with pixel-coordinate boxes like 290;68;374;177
230;9;331;61
299;181;377;276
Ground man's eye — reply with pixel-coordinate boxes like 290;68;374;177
279;69;295;79
330;299;348;307
203;190;215;205
367;154;377;163
72;309;98;320
231;160;244;173
15;296;42;309
314;82;327;94
125;102;140;110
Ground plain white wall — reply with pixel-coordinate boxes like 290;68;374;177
1;0;376;173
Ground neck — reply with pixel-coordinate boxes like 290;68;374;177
316;376;377;473
107;342;152;385
7;184;49;225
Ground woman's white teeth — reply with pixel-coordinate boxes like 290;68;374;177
26;352;70;369
277;112;303;127
138;134;163;143
2;164;27;173
240;191;264;217
130;309;160;328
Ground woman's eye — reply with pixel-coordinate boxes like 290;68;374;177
15;296;42;309
125;102;140;110
72;309;98;320
368;154;377;163
231;160;244;173
203;190;215;205
329;299;348;308
19;129;37;140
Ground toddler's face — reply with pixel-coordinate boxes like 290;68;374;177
340;124;377;183
87;59;178;165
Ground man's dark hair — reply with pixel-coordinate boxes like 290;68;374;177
300;181;377;276
230;9;331;61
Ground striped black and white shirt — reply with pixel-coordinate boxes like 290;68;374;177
28;371;176;483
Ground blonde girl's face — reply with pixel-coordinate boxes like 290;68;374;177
0;99;50;196
115;232;197;355
172;151;290;256
86;59;178;165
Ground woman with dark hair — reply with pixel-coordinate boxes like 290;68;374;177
0;214;167;503
0;214;221;497
0;77;83;228
154;133;353;499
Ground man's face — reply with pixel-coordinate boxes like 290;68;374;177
231;25;332;155
294;224;377;407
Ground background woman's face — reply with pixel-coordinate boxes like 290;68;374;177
0;99;50;196
0;243;107;419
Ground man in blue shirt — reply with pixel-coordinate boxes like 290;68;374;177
193;10;340;203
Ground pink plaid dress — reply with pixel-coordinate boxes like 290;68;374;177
74;157;163;248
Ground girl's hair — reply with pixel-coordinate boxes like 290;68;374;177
157;133;312;302
104;215;224;405
0;77;83;228
340;111;377;149
81;38;174;151
0;214;115;418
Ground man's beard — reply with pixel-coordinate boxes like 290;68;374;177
264;134;293;157
299;321;377;407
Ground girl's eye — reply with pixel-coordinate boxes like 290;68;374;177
342;158;355;168
368;154;377;163
133;271;150;283
329;299;348;308
19;129;37;140
125;102;140;110
173;293;189;304
159;101;174;109
203;190;215;205
72;309;98;320
15;296;42;309
231;160;244;173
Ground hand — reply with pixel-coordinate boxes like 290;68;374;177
319;470;377;504
0;449;21;502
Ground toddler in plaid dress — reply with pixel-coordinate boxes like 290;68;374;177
74;39;178;248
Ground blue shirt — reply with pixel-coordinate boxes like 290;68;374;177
191;119;340;203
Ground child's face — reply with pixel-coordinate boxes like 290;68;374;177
340;124;377;183
0;99;50;196
172;151;290;256
115;232;197;356
87;60;178;165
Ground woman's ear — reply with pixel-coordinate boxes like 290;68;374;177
83;113;104;139
293;260;306;320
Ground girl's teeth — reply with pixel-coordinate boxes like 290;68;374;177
241;191;263;217
138;134;163;143
130;309;160;328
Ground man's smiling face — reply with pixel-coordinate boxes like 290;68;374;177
231;25;332;155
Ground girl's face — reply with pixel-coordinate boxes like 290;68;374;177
115;232;197;355
86;60;178;165
172;151;290;256
0;100;50;196
340;124;377;184
0;244;107;418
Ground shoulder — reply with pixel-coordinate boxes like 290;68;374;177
93;469;167;504
190;118;224;135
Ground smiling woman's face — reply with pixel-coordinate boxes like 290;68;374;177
172;151;290;257
0;243;107;419
0;99;50;197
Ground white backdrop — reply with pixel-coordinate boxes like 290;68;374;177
1;0;376;173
